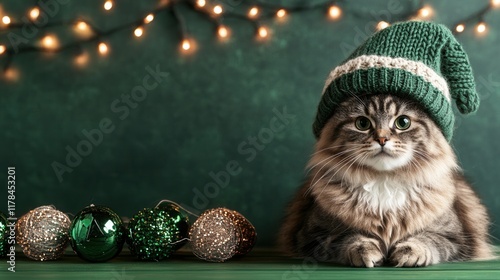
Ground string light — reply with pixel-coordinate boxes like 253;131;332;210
4;67;20;81
98;42;109;55
277;9;286;18
258;26;268;38
213;5;223;15
248;7;259;18
377;21;390;30
328;5;341;19
134;27;144;37
144;14;154;24
0;0;496;76
218;25;229;38
41;35;58;50
455;24;465;33
2;16;11;25
158;0;169;7
181;39;191;51
74;21;93;38
418;6;433;18
104;0;113;11
74;51;89;67
476;22;487;33
76;21;89;31
196;0;206;8
30;7;40;20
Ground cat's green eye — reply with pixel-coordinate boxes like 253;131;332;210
395;115;411;130
355;117;372;131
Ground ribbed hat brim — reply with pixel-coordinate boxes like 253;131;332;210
313;67;454;141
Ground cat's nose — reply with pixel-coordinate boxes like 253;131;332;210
374;129;390;146
376;137;388;146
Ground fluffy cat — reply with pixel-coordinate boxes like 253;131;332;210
279;93;493;267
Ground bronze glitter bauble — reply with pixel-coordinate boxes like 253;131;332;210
189;208;256;262
16;205;71;261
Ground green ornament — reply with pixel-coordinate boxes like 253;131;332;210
127;203;189;261
69;205;125;262
0;212;8;257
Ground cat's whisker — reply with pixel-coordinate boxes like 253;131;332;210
309;152;361;191
308;151;350;184
309;144;368;157
307;147;364;173
411;150;434;170
317;153;365;197
340;152;367;187
309;157;357;195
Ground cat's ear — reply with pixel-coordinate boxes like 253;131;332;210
440;34;480;115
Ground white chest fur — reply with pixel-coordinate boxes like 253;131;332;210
358;178;414;214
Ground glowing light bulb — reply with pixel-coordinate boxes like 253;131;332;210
248;7;259;18
377;21;390;30
41;35;58;49
104;0;113;11
74;21;93;37
258;26;268;38
74;51;89;67
98;42;109;55
218;25;229;38
196;0;206;7
2;16;11;25
0;45;6;55
277;9;286;18
30;7;40;20
182;39;191;51
491;0;500;7
418;6;432;18
4;68;19;81
134;27;143;37
213;5;223;15
455;24;465;33
144;14;154;24
476;22;486;33
328;5;341;19
76;21;88;31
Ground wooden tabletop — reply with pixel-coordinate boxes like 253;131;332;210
4;247;500;280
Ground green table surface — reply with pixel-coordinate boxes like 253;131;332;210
2;247;500;280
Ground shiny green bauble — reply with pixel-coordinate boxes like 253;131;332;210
0;211;8;257
127;203;189;261
69;205;125;262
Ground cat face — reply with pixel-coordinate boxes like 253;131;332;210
316;94;450;173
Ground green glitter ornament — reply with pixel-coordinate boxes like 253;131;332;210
127;202;189;261
1;211;8;257
69;205;125;262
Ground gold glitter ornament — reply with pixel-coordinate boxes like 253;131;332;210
16;205;71;261
189;208;256;262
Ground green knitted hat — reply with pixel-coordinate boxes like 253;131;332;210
313;21;479;141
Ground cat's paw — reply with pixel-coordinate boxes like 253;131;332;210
389;239;437;267
346;238;384;268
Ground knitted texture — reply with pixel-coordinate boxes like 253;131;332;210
313;21;480;141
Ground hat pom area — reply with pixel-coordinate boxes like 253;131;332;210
440;30;480;115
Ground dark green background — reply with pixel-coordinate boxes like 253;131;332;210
1;0;499;246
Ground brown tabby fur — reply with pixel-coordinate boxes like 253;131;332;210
280;94;493;267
